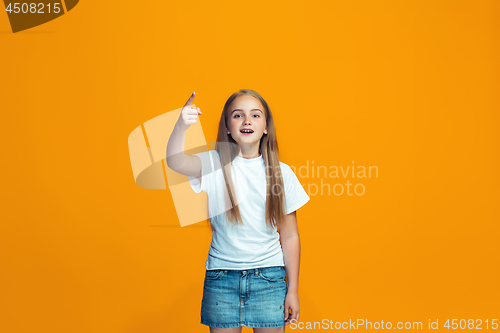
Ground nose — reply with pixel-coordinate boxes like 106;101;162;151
243;118;252;125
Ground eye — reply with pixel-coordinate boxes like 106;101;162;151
252;114;260;118
233;114;241;118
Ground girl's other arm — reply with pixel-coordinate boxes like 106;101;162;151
279;210;301;325
166;92;202;178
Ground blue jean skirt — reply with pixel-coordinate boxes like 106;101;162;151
201;266;288;328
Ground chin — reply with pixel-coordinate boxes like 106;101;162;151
236;137;259;145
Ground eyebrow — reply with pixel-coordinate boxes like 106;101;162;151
231;109;262;114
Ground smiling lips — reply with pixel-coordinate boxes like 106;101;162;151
240;129;254;135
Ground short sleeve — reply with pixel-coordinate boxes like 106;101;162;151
188;150;216;194
282;164;310;214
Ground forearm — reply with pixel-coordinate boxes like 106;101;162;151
281;235;300;293
166;123;187;169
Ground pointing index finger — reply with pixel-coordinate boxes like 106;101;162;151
184;91;196;107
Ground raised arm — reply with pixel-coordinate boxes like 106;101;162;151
166;92;203;178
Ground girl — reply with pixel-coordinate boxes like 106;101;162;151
166;89;310;333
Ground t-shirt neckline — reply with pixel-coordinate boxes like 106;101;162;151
233;153;264;166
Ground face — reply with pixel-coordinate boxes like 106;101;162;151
226;95;268;147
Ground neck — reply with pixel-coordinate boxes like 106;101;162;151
237;144;261;159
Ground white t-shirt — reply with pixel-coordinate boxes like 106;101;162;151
188;150;310;270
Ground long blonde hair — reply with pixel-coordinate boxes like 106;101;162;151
214;89;287;230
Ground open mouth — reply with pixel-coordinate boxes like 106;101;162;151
240;129;254;135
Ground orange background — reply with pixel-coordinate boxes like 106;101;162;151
1;1;499;332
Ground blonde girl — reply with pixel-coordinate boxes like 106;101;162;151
167;89;310;333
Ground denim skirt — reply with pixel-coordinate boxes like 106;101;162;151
201;266;288;328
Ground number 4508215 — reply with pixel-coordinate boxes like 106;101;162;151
6;3;61;14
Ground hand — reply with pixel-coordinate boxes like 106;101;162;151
284;291;300;326
176;92;202;131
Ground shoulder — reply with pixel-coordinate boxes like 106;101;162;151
278;161;294;177
279;161;293;171
201;149;218;155
209;149;220;159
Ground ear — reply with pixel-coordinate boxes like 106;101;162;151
264;127;268;134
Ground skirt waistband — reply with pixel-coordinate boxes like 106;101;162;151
208;266;284;276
